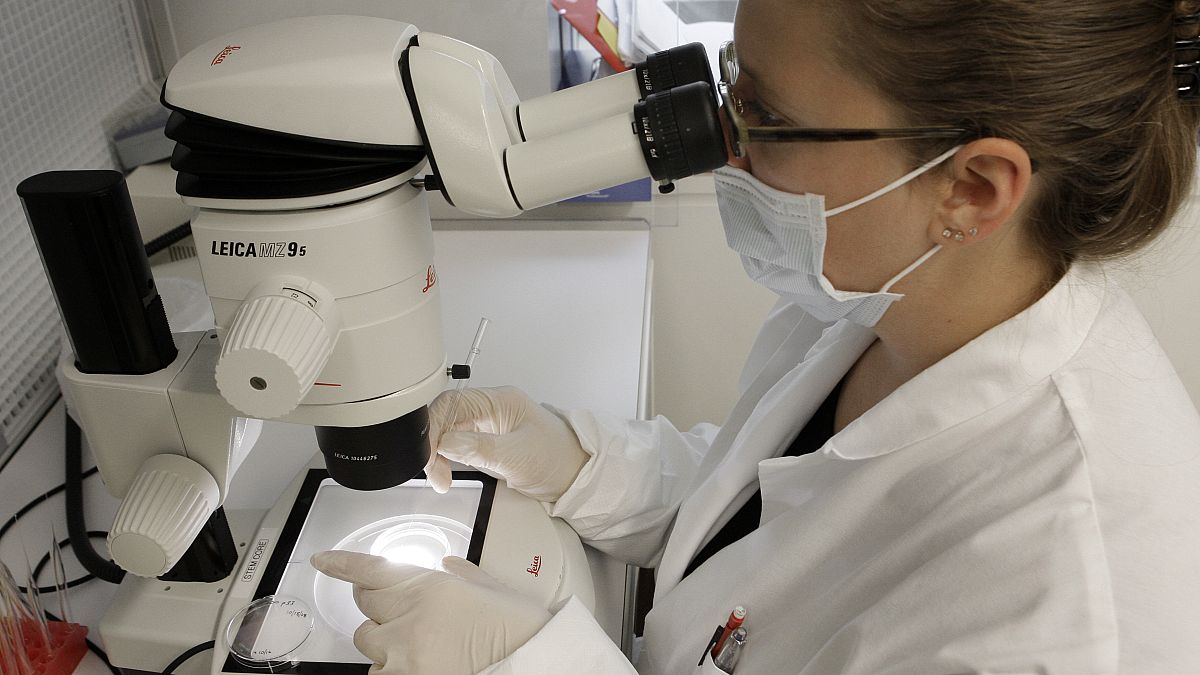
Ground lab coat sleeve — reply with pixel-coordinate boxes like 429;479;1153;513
477;596;636;675
548;410;718;567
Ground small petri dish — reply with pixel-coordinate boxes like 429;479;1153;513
225;595;314;670
369;521;452;568
315;514;472;637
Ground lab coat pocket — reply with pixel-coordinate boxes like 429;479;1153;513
695;652;727;674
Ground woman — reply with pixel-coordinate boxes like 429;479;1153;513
314;1;1200;672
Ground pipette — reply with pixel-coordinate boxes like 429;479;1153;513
436;318;490;449
22;545;51;652
49;526;72;624
1;565;29;674
1;562;35;674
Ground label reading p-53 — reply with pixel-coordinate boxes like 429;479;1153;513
210;241;307;258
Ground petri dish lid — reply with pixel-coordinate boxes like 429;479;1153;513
225;595;315;669
369;521;452;568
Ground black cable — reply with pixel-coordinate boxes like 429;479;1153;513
43;609;122;675
16;531;107;594
143;221;193;257
65;415;125;584
162;640;216;674
0;466;99;546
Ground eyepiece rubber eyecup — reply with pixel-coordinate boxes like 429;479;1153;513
634;81;727;182
635;42;716;98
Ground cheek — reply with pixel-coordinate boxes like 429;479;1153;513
820;211;873;289
746;141;897;205
821;188;938;291
744;145;830;194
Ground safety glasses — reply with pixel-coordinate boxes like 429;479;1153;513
718;41;971;158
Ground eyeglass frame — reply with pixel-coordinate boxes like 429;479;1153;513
718;41;973;158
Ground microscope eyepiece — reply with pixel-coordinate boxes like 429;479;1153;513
315;405;432;490
634;81;728;183
634;43;716;99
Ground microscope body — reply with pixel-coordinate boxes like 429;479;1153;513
22;14;725;581
191;184;445;427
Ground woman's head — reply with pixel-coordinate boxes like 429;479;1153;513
809;0;1200;277
728;1;1040;298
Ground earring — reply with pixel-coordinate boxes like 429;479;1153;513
942;227;975;242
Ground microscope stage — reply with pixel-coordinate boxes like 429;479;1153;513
220;470;494;672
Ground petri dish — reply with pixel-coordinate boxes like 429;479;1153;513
369;521;452;568
225;595;314;670
314;514;472;637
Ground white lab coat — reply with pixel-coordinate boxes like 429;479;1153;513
482;262;1200;675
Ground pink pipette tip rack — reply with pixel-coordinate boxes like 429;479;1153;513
0;618;88;675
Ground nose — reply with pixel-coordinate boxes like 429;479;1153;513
718;108;751;171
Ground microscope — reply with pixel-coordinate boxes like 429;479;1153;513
18;14;724;670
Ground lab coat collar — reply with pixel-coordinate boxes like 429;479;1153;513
654;317;876;595
829;263;1106;460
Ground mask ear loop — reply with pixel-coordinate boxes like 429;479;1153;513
826;145;963;218
879;244;942;293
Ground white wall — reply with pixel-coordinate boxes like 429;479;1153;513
427;173;780;432
648;179;777;430
1111;185;1200;408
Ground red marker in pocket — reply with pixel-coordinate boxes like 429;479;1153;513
711;606;746;659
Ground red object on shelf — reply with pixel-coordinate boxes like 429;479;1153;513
0;619;88;675
550;0;628;72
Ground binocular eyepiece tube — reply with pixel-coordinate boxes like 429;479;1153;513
517;43;716;142
505;44;727;210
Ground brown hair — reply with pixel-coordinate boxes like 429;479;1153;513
823;0;1200;276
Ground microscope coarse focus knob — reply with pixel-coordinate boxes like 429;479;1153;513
215;292;336;419
108;454;221;578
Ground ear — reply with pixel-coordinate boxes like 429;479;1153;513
931;138;1033;245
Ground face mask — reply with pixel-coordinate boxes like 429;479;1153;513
714;146;961;327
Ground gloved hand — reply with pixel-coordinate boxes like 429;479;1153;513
422;386;589;502
311;550;552;674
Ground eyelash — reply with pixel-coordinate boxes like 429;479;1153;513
744;99;788;127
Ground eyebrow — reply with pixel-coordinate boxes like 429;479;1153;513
747;94;801;127
749;84;807;127
736;62;808;127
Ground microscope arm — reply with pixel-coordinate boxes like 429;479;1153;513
62;330;261;577
64;314;438;579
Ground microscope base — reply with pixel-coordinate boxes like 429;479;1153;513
99;508;266;675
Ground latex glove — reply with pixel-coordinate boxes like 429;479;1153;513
422;386;588;502
311;550;552;675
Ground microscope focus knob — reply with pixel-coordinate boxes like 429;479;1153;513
108;454;221;577
215;292;336;419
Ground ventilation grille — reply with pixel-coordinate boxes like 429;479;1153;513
148;238;198;266
0;0;148;457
